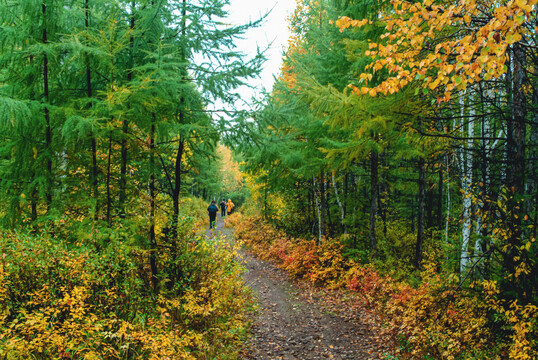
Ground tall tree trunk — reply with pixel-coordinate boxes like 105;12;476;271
170;0;188;240
415;157;426;268
503;43;527;294
106;135;112;227
264;177;269;220
91;137;98;220
445;155;451;245
369;151;378;252
530;86;538;239
460;112;474;274
42;3;52;211
508;44;526;193
149;115;158;293
411;195;415;232
344;172;349;222
437;157;444;230
320;171;327;238
119;1;135;218
332;172;346;234
85;0;99;221
313;175;322;243
172;138;184;248
426;181;434;229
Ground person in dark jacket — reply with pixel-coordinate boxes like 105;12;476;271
219;199;226;217
207;200;218;229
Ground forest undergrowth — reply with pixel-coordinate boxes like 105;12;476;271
230;212;537;360
0;199;253;359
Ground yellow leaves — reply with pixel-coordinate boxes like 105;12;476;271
334;16;369;32
373;62;384;71
360;73;373;82
506;32;522;44
428;78;440;90
338;0;532;101
0;224;250;359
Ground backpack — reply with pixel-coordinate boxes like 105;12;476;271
208;204;218;215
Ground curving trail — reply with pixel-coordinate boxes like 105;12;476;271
208;215;381;360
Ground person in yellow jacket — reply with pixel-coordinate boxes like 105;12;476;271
226;199;235;215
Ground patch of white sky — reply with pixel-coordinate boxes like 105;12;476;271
204;0;296;115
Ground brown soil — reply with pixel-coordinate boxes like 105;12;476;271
207;216;385;360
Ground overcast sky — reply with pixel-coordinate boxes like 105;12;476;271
220;0;296;112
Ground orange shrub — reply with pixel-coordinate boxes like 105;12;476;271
234;215;526;359
224;212;243;228
282;239;319;279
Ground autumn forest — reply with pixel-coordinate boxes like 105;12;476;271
0;0;537;359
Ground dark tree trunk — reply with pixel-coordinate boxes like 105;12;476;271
326;177;333;236
344;172;349;221
91;138;98;220
411;195;415;232
311;178;316;233
426;183;434;229
42;3;52;211
531;86;538;239
85;0;99;221
369;151;378;252
172;138;185;246
415;157;426;268
320;172;327;237
119;1;135;218
149;116;159;293
437;157;443;230
106;135;112;227
503;43;527;296
264;178;268;220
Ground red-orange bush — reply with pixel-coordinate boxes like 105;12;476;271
234;215;526;359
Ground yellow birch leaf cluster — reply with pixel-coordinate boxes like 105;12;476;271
337;0;537;100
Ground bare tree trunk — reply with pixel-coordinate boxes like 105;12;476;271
437;156;443;230
332;172;346;234
119;1;135;218
530;86;538;239
106;135;112;227
415;157;426;268
320;172;327;238
85;0;99;221
172;138;184;246
313;175;322;243
460;108;474;274
149;116;158;293
42;3;52;211
369;151;378;252
445;155;451;245
503;43;527;294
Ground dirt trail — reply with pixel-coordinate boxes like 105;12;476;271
207;216;380;360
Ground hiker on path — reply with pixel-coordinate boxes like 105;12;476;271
226;199;235;215
207;200;218;229
219;199;226;217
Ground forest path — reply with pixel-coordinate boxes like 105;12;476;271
205;215;380;360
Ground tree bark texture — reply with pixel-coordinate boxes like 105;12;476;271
415;157;426;268
369;151;378;252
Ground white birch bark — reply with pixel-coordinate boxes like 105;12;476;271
460;97;474;274
332;172;346;233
